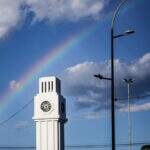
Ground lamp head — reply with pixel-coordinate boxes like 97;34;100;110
123;78;135;84
94;74;104;79
123;30;135;36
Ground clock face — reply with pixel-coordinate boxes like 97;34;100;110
41;101;51;112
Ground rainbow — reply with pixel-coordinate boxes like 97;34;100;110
0;23;98;113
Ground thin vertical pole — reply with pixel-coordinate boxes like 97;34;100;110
128;83;132;150
111;28;116;150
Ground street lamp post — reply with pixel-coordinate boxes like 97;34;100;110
94;1;135;150
123;78;134;150
111;1;135;150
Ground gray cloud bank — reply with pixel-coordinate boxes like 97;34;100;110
61;53;150;112
0;0;109;39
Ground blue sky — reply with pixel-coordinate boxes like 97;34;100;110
0;0;150;149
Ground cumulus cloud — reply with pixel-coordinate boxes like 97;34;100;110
25;0;108;22
61;53;150;112
72;111;106;120
15;120;30;129
62;61;111;111
0;0;24;39
9;80;21;90
0;0;109;39
82;111;105;120
120;102;150;112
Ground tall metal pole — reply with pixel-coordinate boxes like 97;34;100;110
95;1;134;150
111;28;115;150
111;1;130;150
127;83;131;150
123;78;134;150
127;81;133;150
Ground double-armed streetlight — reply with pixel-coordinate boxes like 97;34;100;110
123;78;135;150
95;0;135;150
111;29;134;150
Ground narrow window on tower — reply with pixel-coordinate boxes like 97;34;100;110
45;82;47;92
41;82;43;93
51;81;53;92
48;82;50;92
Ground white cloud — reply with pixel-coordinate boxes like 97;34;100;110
71;111;106;120
82;111;104;120
62;61;110;110
15;120;29;129
64;61;108;88
0;0;24;39
9;80;21;90
61;53;150;112
120;102;150;112
0;0;108;39
25;0;107;22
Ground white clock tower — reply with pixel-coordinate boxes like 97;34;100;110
33;76;67;150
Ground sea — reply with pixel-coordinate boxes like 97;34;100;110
0;145;142;150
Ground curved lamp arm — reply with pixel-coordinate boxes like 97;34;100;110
111;0;129;29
